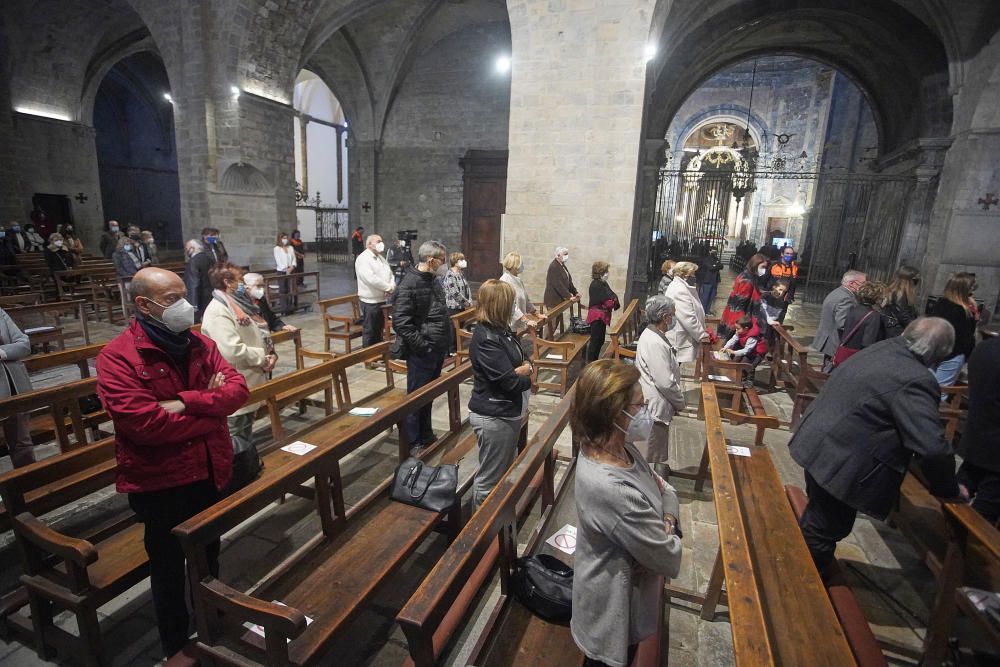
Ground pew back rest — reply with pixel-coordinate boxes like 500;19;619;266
23;341;105;376
608;298;642;359
541;298;582;340
320;294;362;330
0;376;104;451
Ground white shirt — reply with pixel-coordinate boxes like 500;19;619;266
274;244;296;272
355;249;395;304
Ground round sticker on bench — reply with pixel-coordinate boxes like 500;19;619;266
554;533;576;549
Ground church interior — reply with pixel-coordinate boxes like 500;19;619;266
1;1;1000;665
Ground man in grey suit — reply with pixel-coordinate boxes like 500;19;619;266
812;270;866;370
791;317;964;577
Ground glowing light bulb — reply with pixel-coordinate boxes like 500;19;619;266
163;93;173;103
231;86;241;97
495;56;511;74
644;43;658;62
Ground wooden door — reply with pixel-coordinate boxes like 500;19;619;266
460;150;508;284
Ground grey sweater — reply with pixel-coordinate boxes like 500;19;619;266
570;443;683;667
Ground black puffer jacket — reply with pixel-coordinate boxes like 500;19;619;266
393;266;449;357
469;324;531;418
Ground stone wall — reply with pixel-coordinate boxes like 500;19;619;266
376;22;511;253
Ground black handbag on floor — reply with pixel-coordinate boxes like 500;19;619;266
512;554;574;622
570;316;591;335
390;457;458;512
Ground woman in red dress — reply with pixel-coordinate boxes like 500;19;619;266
718;253;769;339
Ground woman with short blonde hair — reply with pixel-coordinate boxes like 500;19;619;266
499;251;542;333
570;360;682;667
468;279;533;506
671;261;698;279
663;258;708;363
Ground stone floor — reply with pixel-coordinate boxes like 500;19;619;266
0;258;953;665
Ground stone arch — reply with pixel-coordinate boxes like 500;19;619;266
670;108;772;157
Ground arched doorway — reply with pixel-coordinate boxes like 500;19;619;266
293;69;350;262
93;51;181;252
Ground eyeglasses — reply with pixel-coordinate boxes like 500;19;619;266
626;399;648;412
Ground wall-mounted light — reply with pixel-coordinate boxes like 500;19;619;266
789;202;806;216
644;43;658;62
163;93;173;103
495;55;511;74
13;107;72;122
231;86;241;98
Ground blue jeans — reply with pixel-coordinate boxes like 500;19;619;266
404;350;445;448
932;354;965;393
699;282;718;313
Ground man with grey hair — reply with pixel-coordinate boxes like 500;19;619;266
635;294;685;473
543;245;579;308
790;317;964;578
812;269;866;371
392;240;450;452
183;238;214;323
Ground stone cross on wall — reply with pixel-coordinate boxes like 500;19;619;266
75;193;88;204
977;193;998;210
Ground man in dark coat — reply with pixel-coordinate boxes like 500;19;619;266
543;246;579;308
790;317;963;577
957;320;1000;522
184;239;215;323
392;240;449;452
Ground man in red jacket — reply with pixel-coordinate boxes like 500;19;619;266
96;267;249;658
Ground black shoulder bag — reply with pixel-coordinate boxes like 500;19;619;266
512;554;574;622
390;457;458;512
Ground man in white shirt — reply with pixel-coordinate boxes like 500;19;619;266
354;234;395;346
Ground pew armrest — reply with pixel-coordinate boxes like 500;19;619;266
14;512;98;567
300;348;337;362
200;577;309;639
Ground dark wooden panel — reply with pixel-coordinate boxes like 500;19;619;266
460;150;508;284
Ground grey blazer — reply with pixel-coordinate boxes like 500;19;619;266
0;308;33;399
790;336;959;519
812;285;856;356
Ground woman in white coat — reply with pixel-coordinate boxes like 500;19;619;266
664;261;708;363
635;295;686;474
201;263;277;489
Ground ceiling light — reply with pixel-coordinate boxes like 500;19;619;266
495;56;511;74
644;43;657;62
13;107;72;121
163;93;173;103
231;86;241;97
790;202;806;216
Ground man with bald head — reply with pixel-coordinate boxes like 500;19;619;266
96;267;249;658
790;317;964;578
354;233;395;347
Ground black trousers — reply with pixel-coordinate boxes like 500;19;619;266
361;301;385;347
129;480;221;657
583;643;637;667
404;351;445;448
957;461;1000;525
798;471;857;578
587;319;607;362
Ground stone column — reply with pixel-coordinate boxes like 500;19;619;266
502;0;657;301
348;136;379;234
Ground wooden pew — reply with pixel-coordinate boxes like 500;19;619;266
396;382;668;667
0;377;107;454
262;270;321;316
451;305;478;366
319;294;364;353
608;298;642;360
7;299;91;351
699;345;780;447
53;268;122;323
921;502;1000;666
174;363;476;666
527;298;589;396
696;382;860;666
0;293;43;307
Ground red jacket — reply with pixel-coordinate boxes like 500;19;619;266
96;319;249;494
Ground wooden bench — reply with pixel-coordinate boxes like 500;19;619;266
695;382;860;665
174;363;477;666
7;299;91;351
0;292;44;307
698;344;779;447
608;298;642;361
262;270;321;316
451;305;478;366
397;382;667;667
891;469;1000;664
319;294;364;353
0;376;108;455
52;267;123;323
527;298;589;396
0;438;144;666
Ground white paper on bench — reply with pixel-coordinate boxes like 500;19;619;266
24;326;55;334
349;406;379;416
726;445;751;457
246;600;314;642
545;353;563;360
281;441;317;456
546;524;577;555
707;374;731;382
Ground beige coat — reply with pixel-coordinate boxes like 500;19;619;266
200;298;267;416
664;275;707;363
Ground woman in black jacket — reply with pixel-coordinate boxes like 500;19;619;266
929;272;978;388
837;281;888;360
468;279;533;507
585;260;620;362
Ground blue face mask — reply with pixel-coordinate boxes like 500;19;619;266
11;226;20;232
236;283;246;296
783;255;793;264
205;236;217;244
124;244;133;252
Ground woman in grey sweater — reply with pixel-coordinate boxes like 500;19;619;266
0;307;36;467
570;360;683;667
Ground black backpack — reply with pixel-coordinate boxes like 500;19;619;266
512;554;573;623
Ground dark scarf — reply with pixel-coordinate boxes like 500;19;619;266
137;314;192;369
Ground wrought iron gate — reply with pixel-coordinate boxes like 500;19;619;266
296;191;350;263
650;169;915;302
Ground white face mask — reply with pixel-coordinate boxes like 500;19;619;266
615;405;653;445
375;241;385;254
281;238;289;245
601;272;609;282
757;265;767;277
146;297;196;333
562;254;569;263
518;263;526;274
54;240;64;248
458;259;468;269
248;286;265;300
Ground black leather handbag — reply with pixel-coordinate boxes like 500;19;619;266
389;457;458;512
512;554;574;622
569;316;591;335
